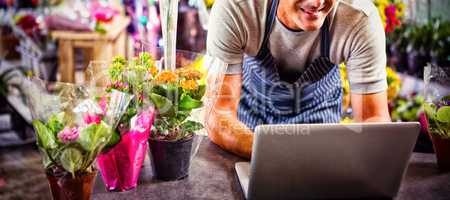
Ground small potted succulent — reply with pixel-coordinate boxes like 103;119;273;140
26;80;131;200
96;53;157;191
148;65;206;180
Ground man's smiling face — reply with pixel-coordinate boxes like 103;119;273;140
278;0;336;31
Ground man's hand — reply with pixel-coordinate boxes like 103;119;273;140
351;91;391;122
205;74;253;159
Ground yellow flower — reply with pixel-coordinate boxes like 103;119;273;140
386;66;401;101
339;63;351;111
205;0;214;8
180;79;198;91
176;67;203;80
339;63;350;95
340;117;353;124
155;71;178;84
396;2;405;18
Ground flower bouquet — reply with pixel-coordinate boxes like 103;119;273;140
128;48;225;181
95;53;156;191
26;79;132;200
148;62;207;180
423;65;450;171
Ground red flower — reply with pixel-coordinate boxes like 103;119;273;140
384;4;401;33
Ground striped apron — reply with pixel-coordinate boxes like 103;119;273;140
237;0;343;130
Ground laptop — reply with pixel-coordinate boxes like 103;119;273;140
235;122;420;200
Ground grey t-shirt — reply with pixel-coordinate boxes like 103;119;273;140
206;0;388;94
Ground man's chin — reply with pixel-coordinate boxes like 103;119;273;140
298;23;322;31
297;17;327;31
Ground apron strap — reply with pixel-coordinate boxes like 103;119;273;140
320;17;331;58
256;0;279;59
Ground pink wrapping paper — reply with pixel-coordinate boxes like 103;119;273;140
97;108;155;191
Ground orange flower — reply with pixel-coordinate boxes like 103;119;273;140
149;66;159;76
155;71;178;84
176;68;203;80
180;79;198;90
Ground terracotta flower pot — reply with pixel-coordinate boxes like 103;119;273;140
46;170;97;200
428;133;450;172
148;136;193;181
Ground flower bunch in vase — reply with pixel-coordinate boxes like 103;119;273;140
27;80;131;200
96;53;157;191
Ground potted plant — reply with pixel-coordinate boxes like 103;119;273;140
423;95;450;171
148;63;206;180
26;80;131;200
423;64;450;171
96;53;157;191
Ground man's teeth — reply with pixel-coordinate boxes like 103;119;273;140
301;8;319;14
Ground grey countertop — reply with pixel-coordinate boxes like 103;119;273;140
91;138;450;200
0;137;448;199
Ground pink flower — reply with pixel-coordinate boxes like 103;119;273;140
84;114;102;125
98;96;108;114
123;82;129;90
58;127;79;143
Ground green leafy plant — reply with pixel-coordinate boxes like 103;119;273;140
150;66;206;141
29;83;131;178
423;95;450;138
32;113;111;177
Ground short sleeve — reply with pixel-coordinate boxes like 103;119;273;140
206;0;245;65
345;9;388;94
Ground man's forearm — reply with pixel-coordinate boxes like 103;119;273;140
205;73;253;159
206;112;253;159
351;92;391;122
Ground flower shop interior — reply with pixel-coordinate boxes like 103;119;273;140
0;0;449;199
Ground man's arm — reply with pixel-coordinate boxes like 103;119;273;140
205;74;253;159
351;91;391;122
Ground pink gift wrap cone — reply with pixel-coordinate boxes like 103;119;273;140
97;108;154;191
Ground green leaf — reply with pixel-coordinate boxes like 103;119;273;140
179;94;203;111
180;120;204;137
32;120;58;150
46;113;65;135
150;93;175;116
60;147;83;177
77;121;111;152
151;85;168;97
40;148;54;169
192;84;206;100
423;103;437;120
105;130;121;149
176;110;190;122
436;106;450;123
